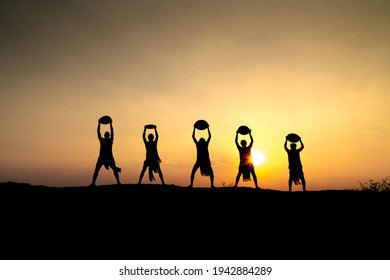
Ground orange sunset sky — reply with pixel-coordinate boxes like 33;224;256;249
1;0;389;190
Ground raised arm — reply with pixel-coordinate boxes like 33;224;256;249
248;132;254;148
97;122;102;140
284;139;289;152
142;126;147;144
192;127;197;143
297;139;304;152
110;122;114;141
154;127;159;142
235;131;240;148
206;127;211;143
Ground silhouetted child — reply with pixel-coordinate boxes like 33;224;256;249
284;139;306;191
234;131;259;189
91;121;121;186
138;126;165;185
189;126;215;188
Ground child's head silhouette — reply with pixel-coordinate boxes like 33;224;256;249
290;143;297;150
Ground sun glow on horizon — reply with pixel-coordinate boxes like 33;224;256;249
251;150;266;167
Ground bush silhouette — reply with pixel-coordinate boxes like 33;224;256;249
359;177;390;192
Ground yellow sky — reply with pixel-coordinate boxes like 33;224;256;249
1;0;389;190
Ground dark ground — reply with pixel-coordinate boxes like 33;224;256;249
0;182;389;260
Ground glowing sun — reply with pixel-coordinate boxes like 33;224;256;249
251;150;266;166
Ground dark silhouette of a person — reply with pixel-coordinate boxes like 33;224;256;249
189;126;215;188
91;121;121;186
284;138;306;191
234;131;259;189
137;126;165;185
